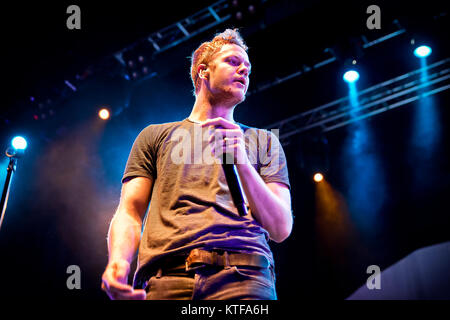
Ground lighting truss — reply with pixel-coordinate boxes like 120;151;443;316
248;28;406;96
114;0;231;67
266;57;450;145
148;0;231;54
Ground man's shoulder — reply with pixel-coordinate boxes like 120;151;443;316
237;122;278;139
237;122;263;133
139;119;188;135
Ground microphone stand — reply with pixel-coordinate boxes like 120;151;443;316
0;148;22;232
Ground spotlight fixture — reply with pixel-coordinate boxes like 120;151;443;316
314;173;324;183
414;45;432;58
98;108;110;120
11;136;27;151
343;70;360;83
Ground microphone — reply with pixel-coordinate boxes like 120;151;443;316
221;148;248;217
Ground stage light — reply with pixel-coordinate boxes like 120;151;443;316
98;108;110;120
414;45;432;58
11;136;27;150
314;173;324;183
343;70;360;83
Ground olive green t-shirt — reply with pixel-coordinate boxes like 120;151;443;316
122;118;290;288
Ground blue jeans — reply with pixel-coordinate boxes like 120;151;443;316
144;265;277;300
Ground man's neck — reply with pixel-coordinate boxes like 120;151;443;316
189;93;236;123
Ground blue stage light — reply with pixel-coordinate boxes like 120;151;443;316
414;45;432;58
343;70;360;83
11;136;27;150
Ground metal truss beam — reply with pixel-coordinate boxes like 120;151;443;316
147;0;231;55
248;28;406;97
265;58;450;145
115;0;231;67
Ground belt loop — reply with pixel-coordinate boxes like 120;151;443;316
156;268;163;279
223;251;230;269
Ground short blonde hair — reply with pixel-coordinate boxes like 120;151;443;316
190;28;248;95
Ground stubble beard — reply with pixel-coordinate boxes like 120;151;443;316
210;83;246;107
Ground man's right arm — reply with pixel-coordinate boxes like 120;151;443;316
101;176;153;300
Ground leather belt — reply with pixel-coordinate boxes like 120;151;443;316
185;248;269;271
135;249;270;289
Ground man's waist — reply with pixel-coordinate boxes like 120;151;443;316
185;248;270;270
134;248;271;288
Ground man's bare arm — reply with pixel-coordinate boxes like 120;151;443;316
236;165;293;243
101;176;153;300
201;117;293;243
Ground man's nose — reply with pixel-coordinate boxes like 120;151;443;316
238;65;249;77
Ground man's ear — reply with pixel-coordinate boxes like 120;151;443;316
198;64;209;80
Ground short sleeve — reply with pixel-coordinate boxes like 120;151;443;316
258;129;290;190
121;126;157;183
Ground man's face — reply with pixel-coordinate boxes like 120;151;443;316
204;44;251;105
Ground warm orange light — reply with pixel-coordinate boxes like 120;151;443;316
314;173;324;182
98;108;110;120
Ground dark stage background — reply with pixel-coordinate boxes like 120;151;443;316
0;0;449;301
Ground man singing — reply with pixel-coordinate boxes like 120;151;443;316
101;29;292;300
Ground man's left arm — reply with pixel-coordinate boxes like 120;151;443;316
236;163;293;243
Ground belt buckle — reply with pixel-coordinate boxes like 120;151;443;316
185;260;206;272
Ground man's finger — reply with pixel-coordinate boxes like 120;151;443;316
102;276;135;293
109;282;135;293
201;117;239;129
129;289;146;300
211;128;242;137
106;284;135;300
101;280;109;292
110;288;147;300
